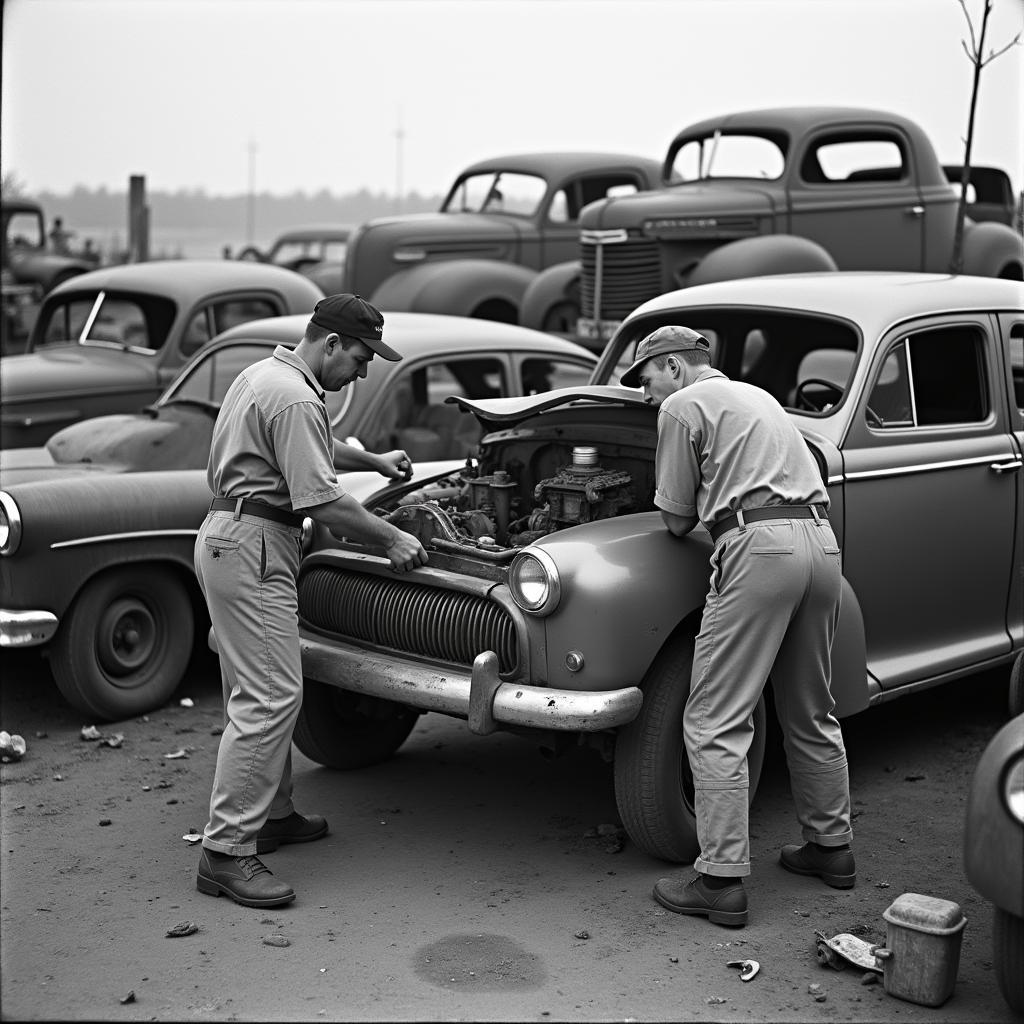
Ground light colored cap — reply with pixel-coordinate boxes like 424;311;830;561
619;325;710;387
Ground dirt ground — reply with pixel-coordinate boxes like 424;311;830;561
0;645;1019;1023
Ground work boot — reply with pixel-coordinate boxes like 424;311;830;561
652;873;748;927
196;848;296;907
256;811;329;854
780;842;856;889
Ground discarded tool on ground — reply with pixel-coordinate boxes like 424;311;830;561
726;958;760;981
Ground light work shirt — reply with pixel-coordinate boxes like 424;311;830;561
654;368;828;528
207;346;345;511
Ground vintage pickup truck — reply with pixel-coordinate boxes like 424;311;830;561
341;152;664;333
518;107;1023;348
276;271;1023;864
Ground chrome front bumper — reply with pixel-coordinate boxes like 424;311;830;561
0;609;59;647
208;627;643;735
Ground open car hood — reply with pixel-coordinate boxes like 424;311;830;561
445;385;650;429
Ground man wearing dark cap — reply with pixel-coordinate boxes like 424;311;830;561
194;293;427;908
621;325;853;928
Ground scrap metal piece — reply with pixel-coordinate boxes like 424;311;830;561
814;930;883;973
726;958;760;981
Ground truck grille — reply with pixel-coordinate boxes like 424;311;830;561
580;238;661;320
298;566;518;673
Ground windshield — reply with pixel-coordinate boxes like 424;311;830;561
32;291;176;351
270;239;348;265
441;172;547;216
668;132;787;182
596;310;860;416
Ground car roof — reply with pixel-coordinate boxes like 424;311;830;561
211;309;598;359
456;152;663;179
46;259;325;302
624;272;1024;341
676;106;933;139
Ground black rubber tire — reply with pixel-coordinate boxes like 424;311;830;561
540;300;580;335
1008;651;1024;718
613;633;767;862
292;678;419;769
50;567;193;721
994;907;1024;1013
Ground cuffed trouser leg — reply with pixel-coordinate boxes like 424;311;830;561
194;513;303;856
685;518;851;876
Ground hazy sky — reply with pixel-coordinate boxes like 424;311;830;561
2;0;1022;198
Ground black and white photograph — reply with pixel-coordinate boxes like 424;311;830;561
1;0;1022;1020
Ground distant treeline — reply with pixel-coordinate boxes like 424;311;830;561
22;184;445;238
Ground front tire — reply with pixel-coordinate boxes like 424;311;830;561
293;679;419;769
51;567;193;720
1008;651;1024;717
613;634;767;862
994;907;1024;1013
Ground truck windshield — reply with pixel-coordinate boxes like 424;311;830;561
669;133;786;182
442;172;547;216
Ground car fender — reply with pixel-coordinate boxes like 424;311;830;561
963;713;1024;916
519;260;582;332
369;260;537;320
687;234;839;288
961;220;1024;279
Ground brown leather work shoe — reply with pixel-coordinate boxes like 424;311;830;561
256;811;329;854
653;874;748;927
780;842;856;889
196;849;296;907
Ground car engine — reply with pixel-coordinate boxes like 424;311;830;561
381;445;642;561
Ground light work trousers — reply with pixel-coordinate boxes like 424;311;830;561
686;516;852;877
194;510;305;857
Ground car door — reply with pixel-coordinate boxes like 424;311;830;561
786;127;925;270
839;316;1019;690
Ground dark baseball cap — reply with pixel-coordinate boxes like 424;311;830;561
309;293;401;361
620;325;711;388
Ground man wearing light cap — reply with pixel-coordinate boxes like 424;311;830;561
194;293;427;908
622;324;853;928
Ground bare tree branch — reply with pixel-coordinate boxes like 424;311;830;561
958;0;980;55
981;31;1022;64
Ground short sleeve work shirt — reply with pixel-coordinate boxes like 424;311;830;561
207;346;345;511
654;368;828;528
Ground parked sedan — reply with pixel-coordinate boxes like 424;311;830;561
268;271;1022;863
0;314;597;720
238;224;352;294
0;260;324;448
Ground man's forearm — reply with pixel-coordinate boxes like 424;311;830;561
307;492;404;548
332;438;384;473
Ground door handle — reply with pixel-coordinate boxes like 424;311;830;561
991;459;1023;473
906;205;925;217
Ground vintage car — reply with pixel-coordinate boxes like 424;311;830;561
237;224;352;294
0;314;597;720
963;658;1024;1014
342;152;664;334
272;271;1023;864
0;260;324;448
517;107;1024;349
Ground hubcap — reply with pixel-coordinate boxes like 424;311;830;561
97;598;158;677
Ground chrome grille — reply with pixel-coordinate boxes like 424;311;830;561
580;238;661;320
299;566;518;673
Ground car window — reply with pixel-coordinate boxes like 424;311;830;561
363;357;507;460
549;175;644;223
801;133;907;185
442;172;547;217
670;133;786;182
5;211;44;249
181;299;280;358
35;292;174;351
867;325;988;428
1010;324;1023;415
521;357;593;395
163;343;273;406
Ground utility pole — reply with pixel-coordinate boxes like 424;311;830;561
395;107;404;213
246;139;258;245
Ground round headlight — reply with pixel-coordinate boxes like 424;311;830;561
0;492;23;556
509;548;560;616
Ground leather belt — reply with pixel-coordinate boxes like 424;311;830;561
709;504;828;543
209;497;305;528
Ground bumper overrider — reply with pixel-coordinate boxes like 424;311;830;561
0;609;59;647
209;628;643;735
